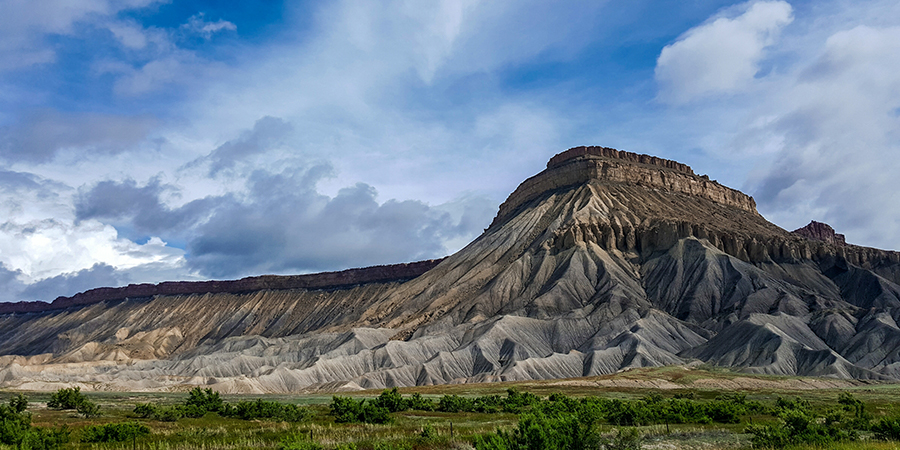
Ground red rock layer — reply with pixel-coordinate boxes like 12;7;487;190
547;146;695;174
793;221;847;246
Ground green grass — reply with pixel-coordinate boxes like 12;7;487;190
6;367;900;450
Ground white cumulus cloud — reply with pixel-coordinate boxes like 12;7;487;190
655;0;794;104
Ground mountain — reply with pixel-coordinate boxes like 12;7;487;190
2;146;900;393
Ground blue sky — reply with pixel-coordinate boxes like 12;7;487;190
1;0;899;302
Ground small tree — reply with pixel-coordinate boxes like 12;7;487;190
47;387;88;410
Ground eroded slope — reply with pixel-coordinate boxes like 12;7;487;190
2;146;899;392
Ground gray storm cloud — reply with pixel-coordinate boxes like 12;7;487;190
75;163;495;279
0;110;157;164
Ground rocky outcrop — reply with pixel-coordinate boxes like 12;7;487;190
0;259;442;315
1;146;900;392
490;146;757;229
793;221;847;246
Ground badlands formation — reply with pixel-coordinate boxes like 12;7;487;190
2;146;900;393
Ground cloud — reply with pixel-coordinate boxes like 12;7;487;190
655;0;793;104
75;177;227;238
0;263;25;302
17;263;122;301
742;24;900;248
181;13;237;39
0;0;162;72
75;163;495;278
0;109;156;164
186;116;293;176
654;1;900;250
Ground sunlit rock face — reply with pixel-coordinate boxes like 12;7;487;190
2;146;900;393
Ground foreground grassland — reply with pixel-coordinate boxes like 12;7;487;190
5;367;900;450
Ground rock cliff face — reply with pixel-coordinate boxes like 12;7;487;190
793;221;847;246
491;146;757;228
1;146;899;393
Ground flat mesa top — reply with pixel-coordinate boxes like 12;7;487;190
547;146;695;176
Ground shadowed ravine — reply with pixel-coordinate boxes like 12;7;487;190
2;146;900;393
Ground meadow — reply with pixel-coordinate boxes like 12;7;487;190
5;367;900;450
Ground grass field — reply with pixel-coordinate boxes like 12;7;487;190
5;367;900;450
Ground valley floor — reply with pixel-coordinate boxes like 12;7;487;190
6;367;900;450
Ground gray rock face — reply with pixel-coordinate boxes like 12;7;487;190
1;146;900;392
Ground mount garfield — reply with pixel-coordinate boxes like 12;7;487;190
2;146;900;393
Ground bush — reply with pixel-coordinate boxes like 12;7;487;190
80;422;150;443
372;388;409;413
438;395;474;413
502;388;540;414
76;399;101;418
15;427;70;450
872;417;900;441
331;396;364;423
407;393;434;411
745;403;857;449
475;411;601;450
47;387;89;410
329;396;391;424
133;403;156;418
0;396;69;450
185;387;223;414
9;394;28;414
154;406;184;422
179;404;208;419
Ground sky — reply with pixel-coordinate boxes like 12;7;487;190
0;0;899;303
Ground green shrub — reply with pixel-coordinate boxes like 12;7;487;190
76;399;101;418
872;417;900;441
133;403;156;418
407;393;434;411
360;403;392;424
745;403;857;449
474;432;510;450
185;387;223;414
438;395;474;413
80;422;150;443
474;395;504;414
0;396;69;450
47;387;88;410
837;392;872;430
475;411;601;450
329;396;391;424
15;427;70;450
419;424;437;441
372;388;409;413
154;406;184;422
179;404;208;419
331;396;364;423
502;388;540;414
704;400;741;424
9;394;28;414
